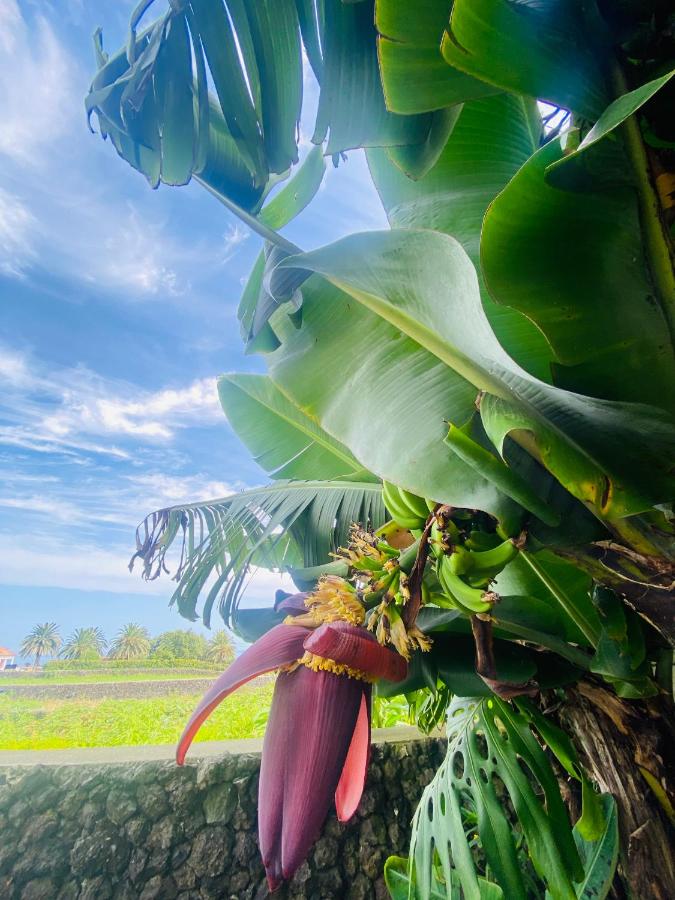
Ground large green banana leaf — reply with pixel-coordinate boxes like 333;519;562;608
264;229;675;517
87;0;461;208
130;480;385;628
481;136;675;408
440;0;608;119
367;94;553;381
218;373;376;482
375;0;497;114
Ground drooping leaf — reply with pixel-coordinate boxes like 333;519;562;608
153;11;195;186
258;145;327;229
588;586;657;697
481;136;675;408
410;696;582;899
313;0;432;154
218;373;376;481
440;0;608;119
544;795;619;900
130;480;385;630
367;95;553;381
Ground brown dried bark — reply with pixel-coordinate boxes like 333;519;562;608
557;683;675;899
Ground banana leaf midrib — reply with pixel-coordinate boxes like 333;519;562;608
228;378;370;474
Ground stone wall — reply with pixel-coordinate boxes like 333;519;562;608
0;731;446;900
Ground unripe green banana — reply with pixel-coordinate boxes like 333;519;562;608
464;530;501;552
425;497;438;513
382;482;426;530
437;556;493;614
397;487;429;520
464;539;519;577
428;522;445;559
447;545;473;576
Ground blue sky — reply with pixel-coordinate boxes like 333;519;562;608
0;0;387;660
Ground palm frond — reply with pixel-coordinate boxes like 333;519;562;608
130;479;385;628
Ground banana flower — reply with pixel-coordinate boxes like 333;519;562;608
177;600;407;891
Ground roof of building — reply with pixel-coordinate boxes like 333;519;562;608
0;647;15;657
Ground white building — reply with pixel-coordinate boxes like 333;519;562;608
0;647;16;670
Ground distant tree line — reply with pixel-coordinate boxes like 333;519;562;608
18;622;235;668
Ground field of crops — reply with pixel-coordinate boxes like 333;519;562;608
0;681;275;750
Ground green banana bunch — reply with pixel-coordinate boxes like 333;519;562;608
382;481;430;530
437;556;494;615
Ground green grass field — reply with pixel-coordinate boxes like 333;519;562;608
0;671;216;685
0;682;275;750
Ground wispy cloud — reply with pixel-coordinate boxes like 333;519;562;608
0;0;79;169
0;3;250;298
0;347;223;454
0;188;37;277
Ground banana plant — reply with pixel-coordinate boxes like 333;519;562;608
88;1;675;897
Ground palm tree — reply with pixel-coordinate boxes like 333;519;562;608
20;623;61;669
60;627;107;660
108;623;151;660
207;630;235;666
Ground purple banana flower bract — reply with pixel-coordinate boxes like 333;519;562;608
176;609;407;891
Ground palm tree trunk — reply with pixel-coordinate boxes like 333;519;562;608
34;653;40;670
555;683;675;899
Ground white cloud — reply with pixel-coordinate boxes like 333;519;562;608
0;426;131;461
0;347;223;454
125;473;236;510
0;531;168;594
0;188;37;277
0;345;31;385
41;374;222;442
0;530;288;600
0;0;78;168
95;206;185;297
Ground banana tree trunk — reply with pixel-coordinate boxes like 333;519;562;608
556;683;675;899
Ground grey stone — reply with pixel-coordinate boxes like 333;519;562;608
136;783;169;817
20;878;56;900
173;863;197;892
79;876;113;900
147;814;179;851
17;810;59;851
203;783;237;824
187;826;231;877
70;828;130;878
106;788;137;826
125;814;150;846
313;836;338;870
139;874;177;900
346;874;373;900
56;880;79;900
128;847;148;884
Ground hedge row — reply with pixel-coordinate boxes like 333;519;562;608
43;657;223;672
